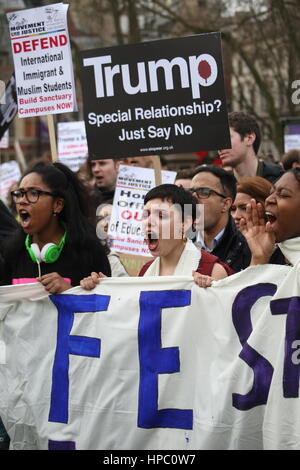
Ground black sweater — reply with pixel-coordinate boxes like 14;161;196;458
0;237;111;286
211;216;252;272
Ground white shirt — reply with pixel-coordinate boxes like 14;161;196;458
195;228;225;253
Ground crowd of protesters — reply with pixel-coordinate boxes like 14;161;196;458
1;110;300;449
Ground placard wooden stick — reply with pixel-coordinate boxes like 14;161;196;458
153;155;162;187
47;114;57;162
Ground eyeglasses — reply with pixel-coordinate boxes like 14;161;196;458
11;188;56;204
189;187;226;199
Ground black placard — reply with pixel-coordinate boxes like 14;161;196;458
80;33;231;159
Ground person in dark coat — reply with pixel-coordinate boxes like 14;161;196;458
190;165;251;272
218;111;284;184
0;199;18;243
88;158;119;206
0;198;19;271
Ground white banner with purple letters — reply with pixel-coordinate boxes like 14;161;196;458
0;263;300;450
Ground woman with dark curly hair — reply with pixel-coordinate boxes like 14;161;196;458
240;168;300;267
0;161;111;292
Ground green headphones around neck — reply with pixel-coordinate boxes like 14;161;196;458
25;227;67;264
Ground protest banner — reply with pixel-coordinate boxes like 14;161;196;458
80;33;231;159
0;73;18;141
0;160;21;203
1;263;300;450
57;121;88;172
105;164;176;256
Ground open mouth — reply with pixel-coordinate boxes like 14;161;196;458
265;211;277;224
18;210;31;228
146;232;159;251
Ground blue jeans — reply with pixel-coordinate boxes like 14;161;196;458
0;417;10;450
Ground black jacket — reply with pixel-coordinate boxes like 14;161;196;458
211;216;252;272
0;200;18;242
0;200;19;265
92;185;115;206
0;234;111;286
256;160;284;184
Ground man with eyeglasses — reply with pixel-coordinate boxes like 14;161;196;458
190;165;251;272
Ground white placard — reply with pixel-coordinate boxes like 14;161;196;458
284;134;300;152
0;160;21;202
107;165;176;256
57;121;88;172
7;3;77;118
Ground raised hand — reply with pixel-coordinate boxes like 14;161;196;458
239;199;276;265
